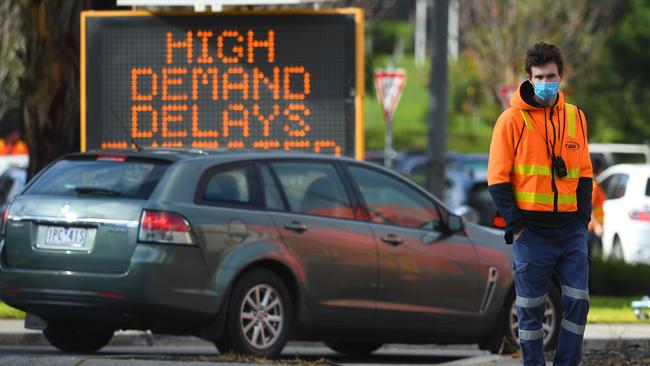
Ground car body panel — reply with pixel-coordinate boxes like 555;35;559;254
371;223;483;325
4;196;144;273
268;211;378;319
598;164;650;263
0;149;515;349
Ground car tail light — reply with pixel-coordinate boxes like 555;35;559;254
138;210;194;245
629;207;650;222
1;204;10;235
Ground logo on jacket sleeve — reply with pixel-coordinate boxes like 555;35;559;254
565;141;580;151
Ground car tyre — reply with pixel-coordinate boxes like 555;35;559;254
502;282;561;354
214;335;233;354
222;269;292;357
43;322;114;353
611;237;625;261
325;341;383;355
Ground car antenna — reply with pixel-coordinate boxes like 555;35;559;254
110;107;142;151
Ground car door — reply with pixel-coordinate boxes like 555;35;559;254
345;163;483;326
600;172;630;255
262;160;378;320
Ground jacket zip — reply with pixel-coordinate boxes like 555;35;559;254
548;107;559;213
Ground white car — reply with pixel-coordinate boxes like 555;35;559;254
598;164;650;263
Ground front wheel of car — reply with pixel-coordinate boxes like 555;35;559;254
325;341;383;355
220;269;293;357
502;283;561;354
43;322;114;353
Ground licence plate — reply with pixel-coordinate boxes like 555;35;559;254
44;226;87;248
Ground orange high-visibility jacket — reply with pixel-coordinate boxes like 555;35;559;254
488;82;592;215
590;180;606;229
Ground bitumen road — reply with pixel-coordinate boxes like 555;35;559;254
1;320;650;365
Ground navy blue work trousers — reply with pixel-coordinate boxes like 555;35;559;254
513;221;589;366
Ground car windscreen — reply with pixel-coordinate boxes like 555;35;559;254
24;159;170;199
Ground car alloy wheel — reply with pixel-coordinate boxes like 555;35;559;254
504;283;561;353
240;284;284;350
220;269;292;357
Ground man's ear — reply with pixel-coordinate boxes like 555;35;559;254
527;74;533;84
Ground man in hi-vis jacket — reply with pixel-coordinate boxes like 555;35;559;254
487;42;592;366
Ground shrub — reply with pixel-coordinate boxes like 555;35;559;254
590;257;650;296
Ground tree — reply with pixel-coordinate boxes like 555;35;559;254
457;0;624;104
0;1;25;125
572;0;650;142
19;0;116;178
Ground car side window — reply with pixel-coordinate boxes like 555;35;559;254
612;174;629;199
348;165;441;230
602;174;629;199
201;165;254;206
270;162;354;219
260;164;286;211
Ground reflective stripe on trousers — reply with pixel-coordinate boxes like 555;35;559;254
513;220;589;366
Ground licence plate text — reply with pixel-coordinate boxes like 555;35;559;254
45;227;87;247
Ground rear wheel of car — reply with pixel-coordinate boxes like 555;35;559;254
219;269;292;357
325;341;383;355
43;322;114;353
502;283;561;354
611;237;625;261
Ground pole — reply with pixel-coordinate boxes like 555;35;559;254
385;119;393;169
384;116;393;169
414;0;427;67
425;0;449;198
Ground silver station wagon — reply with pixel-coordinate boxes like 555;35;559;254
0;149;562;356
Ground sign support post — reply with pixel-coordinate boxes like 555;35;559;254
374;69;406;169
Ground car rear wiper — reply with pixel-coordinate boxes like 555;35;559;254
74;186;122;196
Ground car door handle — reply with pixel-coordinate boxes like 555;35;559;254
381;234;403;246
284;221;308;233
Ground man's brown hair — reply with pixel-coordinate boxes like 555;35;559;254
525;42;564;75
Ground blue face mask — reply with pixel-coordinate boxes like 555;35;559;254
533;81;559;102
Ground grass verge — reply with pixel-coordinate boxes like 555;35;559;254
588;295;650;324
0;301;24;319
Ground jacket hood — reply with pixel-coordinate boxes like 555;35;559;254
510;80;565;111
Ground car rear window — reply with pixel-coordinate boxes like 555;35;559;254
24;158;170;199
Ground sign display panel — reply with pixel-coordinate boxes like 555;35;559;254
81;10;363;157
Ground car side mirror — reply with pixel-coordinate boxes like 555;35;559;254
447;214;463;232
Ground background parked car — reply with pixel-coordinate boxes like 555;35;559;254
597;164;650;264
364;150;496;227
590;143;650;170
0;149;561;357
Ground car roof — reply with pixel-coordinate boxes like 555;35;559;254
69;148;363;164
601;164;650;176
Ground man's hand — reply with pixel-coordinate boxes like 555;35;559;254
594;223;603;237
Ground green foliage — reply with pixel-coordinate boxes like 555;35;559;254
365;55;429;151
367;21;414;55
590;256;650;296
364;53;497;153
589;295;650;323
0;301;24;319
572;0;650;143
